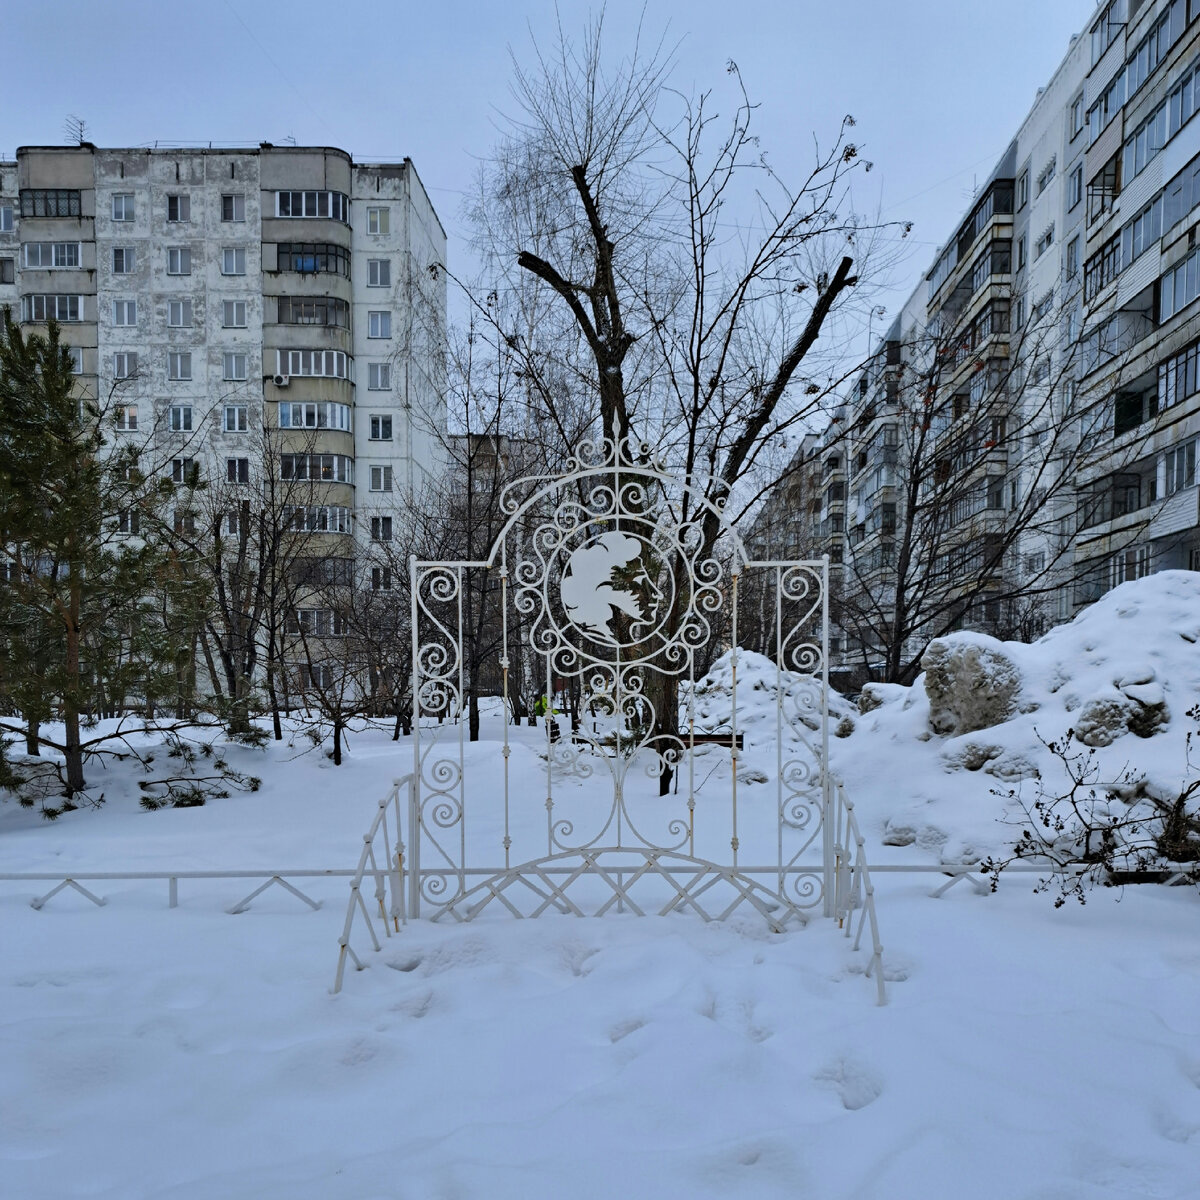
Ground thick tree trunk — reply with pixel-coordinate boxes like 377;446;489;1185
469;690;480;742
24;717;40;756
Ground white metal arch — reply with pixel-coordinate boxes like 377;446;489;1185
404;433;836;929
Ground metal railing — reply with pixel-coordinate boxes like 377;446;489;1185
332;775;412;994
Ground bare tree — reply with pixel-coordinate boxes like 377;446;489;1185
465;14;903;784
832;288;1155;685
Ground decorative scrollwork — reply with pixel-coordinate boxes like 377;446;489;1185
407;433;831;927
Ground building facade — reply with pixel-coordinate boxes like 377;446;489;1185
0;143;447;553
774;0;1200;686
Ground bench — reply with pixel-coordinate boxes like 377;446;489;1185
686;732;744;750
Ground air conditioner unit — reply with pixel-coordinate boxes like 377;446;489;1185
273;374;290;387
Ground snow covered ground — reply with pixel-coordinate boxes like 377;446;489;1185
3;575;1200;1198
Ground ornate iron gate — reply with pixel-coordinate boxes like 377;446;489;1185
405;436;835;928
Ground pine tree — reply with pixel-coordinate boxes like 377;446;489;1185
0;313;206;795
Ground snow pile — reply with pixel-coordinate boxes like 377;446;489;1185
833;571;1200;866
689;649;855;740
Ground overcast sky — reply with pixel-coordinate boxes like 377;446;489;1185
4;0;1093;340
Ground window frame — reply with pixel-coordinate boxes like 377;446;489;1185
223;352;249;382
169;403;194;432
167;352;193;382
111;193;135;222
167;299;193;328
221;246;247;276
222;299;248;329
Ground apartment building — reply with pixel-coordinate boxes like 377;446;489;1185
1073;0;1200;596
0;144;447;576
771;0;1200;686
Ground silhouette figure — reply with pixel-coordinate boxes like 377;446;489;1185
561;533;655;641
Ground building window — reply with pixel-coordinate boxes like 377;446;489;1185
118;510;141;535
167;247;191;275
367;259;391;287
226;457;250;484
1111;545;1152;588
112;246;135;274
278;401;352;431
112;193;135;222
168;352;192;382
281;505;352;534
21;189;81;218
171;457;195;484
1036;158;1056;196
370;516;393;542
274;191;350;222
287;610;346;639
167;195;191;223
1160;245;1200;322
368;311;391;339
275;349;352;379
174;510;197;536
1157;338;1200;412
115;404;138;431
280;454;353;483
369;414;393;440
372;566;392;591
275;242;352;277
24;242;81;268
169;403;193;432
367;207;390;234
222;299;247;328
1090;0;1126;64
224;404;248;432
1165;440;1197;495
0;205;12;230
222;194;245;222
1017;171;1028;210
113;352;138;379
369;465;393;492
276;296;349;328
1066;236;1080;280
367;362;391;390
21;295;81;323
1035;225;1054;259
1070;93;1085;140
113;299;137;326
0;258;12;285
1068;164;1083;210
1016;234;1026;271
223;352;248;381
66;345;83;374
221;247;246;276
167;299;193;328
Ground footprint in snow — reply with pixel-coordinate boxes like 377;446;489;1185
608;1017;645;1043
813;1055;883;1110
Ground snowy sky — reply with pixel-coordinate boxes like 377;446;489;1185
5;0;1092;338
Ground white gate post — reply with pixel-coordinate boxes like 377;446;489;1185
409;553;421;920
821;554;834;917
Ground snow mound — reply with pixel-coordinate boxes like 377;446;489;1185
689;649;854;740
833;572;1200;866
